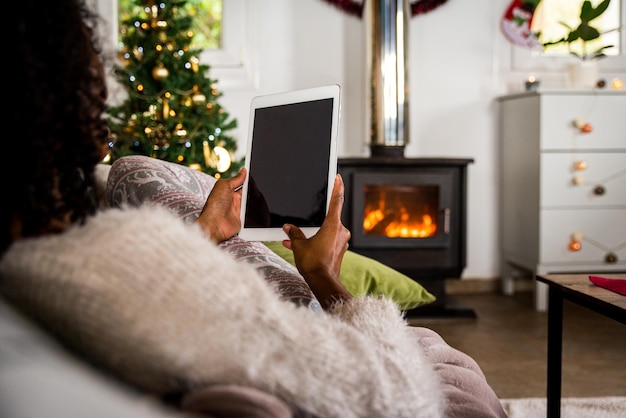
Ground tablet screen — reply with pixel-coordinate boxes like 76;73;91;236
244;98;334;229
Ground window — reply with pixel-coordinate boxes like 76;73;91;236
117;0;223;50
512;0;626;71
94;0;250;88
536;0;620;57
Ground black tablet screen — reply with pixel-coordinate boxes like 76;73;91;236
244;98;335;228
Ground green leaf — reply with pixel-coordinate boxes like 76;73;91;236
580;0;593;20
583;0;611;22
578;22;601;41
566;29;581;43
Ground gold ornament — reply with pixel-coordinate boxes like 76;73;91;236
175;124;187;137
117;51;130;67
133;46;143;60
148;104;157;118
152;63;169;80
162;99;170;119
213;146;232;173
152;124;169;145
203;140;211;166
192;85;206;104
189;56;199;72
193;93;206;105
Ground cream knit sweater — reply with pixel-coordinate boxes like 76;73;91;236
0;206;444;418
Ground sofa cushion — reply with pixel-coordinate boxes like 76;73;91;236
264;242;435;310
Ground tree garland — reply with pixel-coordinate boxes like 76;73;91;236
322;0;449;18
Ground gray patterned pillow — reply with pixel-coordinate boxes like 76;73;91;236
105;156;321;311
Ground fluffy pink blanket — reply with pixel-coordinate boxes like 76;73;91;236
181;326;507;418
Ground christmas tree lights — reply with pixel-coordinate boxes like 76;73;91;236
106;0;242;178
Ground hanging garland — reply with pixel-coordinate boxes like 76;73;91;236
322;0;449;18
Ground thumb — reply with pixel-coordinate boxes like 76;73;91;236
282;224;305;250
283;224;306;241
233;167;247;184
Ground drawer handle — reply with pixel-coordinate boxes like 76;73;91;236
593;185;606;196
605;253;618;264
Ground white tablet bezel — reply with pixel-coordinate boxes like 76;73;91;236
238;84;341;242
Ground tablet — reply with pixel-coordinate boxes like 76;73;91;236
238;84;341;241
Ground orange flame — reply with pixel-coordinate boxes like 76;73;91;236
363;204;437;238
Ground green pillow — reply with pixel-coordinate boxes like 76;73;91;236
263;242;436;310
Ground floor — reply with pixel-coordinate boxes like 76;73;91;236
408;291;626;400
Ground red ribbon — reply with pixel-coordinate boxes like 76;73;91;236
322;0;449;18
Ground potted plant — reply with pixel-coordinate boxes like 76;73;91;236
541;0;620;87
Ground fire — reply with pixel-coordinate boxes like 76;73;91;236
363;204;437;238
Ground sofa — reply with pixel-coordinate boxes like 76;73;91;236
0;156;507;417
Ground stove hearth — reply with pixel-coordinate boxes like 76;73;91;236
338;157;475;319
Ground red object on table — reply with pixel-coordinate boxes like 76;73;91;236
589;276;626;296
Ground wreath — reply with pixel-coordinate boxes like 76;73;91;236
322;0;449;18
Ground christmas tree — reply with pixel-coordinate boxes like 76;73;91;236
106;0;242;178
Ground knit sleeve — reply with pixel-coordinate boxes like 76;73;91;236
0;206;444;418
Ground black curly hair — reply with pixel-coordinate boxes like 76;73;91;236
3;0;110;254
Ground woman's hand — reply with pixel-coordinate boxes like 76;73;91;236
282;174;352;309
195;168;246;243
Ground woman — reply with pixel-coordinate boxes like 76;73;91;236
1;1;505;417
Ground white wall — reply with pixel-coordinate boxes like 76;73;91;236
98;0;626;280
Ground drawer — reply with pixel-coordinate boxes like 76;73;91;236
539;208;626;265
540;94;626;150
540;152;626;206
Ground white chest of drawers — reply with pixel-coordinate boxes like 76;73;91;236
498;90;626;311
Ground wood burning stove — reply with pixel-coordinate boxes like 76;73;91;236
355;2;474;317
338;157;475;318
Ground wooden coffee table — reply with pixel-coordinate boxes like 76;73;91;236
536;274;626;418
